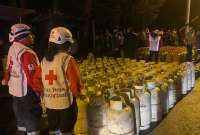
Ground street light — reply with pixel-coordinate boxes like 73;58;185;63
185;0;192;62
185;0;191;34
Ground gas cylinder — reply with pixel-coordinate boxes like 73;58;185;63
191;62;195;87
146;82;162;122
186;63;192;91
135;86;151;130
173;74;182;101
160;82;169;115
120;88;140;135
107;96;135;135
87;94;107;135
74;97;89;135
181;71;188;95
168;79;176;108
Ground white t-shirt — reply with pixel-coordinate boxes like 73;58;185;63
149;35;161;51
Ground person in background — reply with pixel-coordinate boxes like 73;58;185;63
33;27;81;135
124;27;138;59
104;29;113;56
118;30;125;58
1;23;42;135
138;27;148;47
186;26;194;62
195;27;200;62
148;29;162;63
171;28;179;46
112;28;121;58
94;33;105;57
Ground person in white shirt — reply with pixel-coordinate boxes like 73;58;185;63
148;29;162;63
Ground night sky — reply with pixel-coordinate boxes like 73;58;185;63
156;0;200;28
0;0;199;28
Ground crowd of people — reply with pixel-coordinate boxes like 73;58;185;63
1;23;81;135
94;26;200;62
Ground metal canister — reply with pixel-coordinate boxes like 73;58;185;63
186;63;192;91
135;86;151;130
147;82;162;122
168;79;176;108
173;74;182;101
160;82;169;114
87;95;107;135
74;98;89;135
107;95;135;135
120;88;140;135
191;62;195;87
181;70;188;95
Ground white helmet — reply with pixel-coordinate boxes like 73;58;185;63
9;23;32;42
154;29;159;34
49;27;74;45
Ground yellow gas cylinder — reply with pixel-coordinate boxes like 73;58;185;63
74;97;89;135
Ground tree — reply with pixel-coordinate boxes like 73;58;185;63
133;0;167;27
93;0;167;29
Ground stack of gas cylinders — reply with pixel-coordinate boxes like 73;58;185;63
74;55;196;135
137;46;187;62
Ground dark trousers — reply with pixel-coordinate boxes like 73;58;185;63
187;44;192;62
12;88;42;132
149;51;159;63
47;97;78;133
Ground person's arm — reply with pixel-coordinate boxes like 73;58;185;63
147;34;150;47
32;65;44;95
21;52;41;93
159;36;163;48
66;57;81;97
1;57;12;85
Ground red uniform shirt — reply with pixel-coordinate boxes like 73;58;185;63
3;51;38;90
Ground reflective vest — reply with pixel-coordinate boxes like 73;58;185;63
7;42;39;97
149;35;161;51
41;52;73;109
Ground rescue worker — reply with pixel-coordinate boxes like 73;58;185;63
1;24;42;135
148;29;162;63
33;27;81;135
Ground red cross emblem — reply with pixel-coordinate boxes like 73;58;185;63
45;70;57;85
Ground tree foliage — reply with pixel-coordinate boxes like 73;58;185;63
134;0;167;26
93;0;167;29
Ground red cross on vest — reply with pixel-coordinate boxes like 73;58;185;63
45;70;57;85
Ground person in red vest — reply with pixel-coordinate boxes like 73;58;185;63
33;27;81;135
1;23;42;135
